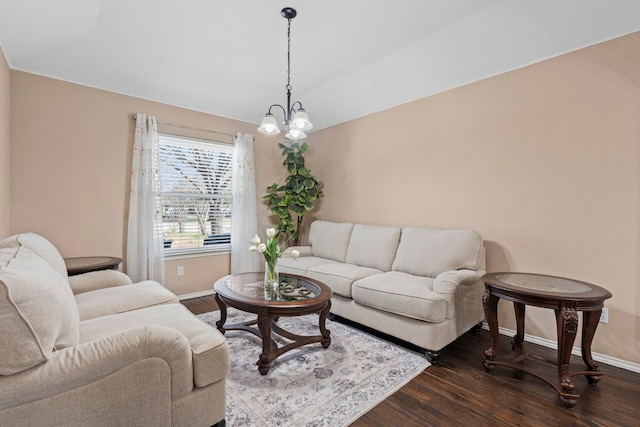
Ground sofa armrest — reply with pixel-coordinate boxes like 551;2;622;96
433;269;486;294
68;269;133;295
284;245;312;257
0;325;193;410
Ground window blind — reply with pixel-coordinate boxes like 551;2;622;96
157;134;233;254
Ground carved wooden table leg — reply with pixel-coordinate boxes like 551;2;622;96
482;287;500;370
214;293;228;332
581;309;604;385
512;302;526;358
257;314;274;375
556;301;579;407
319;300;332;348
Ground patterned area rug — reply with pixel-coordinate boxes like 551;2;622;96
197;309;430;427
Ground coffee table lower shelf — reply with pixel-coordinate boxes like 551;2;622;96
214;305;331;375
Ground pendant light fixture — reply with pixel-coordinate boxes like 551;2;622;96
257;7;313;140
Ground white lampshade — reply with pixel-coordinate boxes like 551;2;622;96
285;128;307;140
257;116;281;135
290;111;313;131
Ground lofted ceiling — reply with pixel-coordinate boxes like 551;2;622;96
1;0;639;132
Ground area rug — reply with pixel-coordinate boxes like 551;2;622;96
197;309;430;426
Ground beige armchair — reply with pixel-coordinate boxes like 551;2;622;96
0;233;229;426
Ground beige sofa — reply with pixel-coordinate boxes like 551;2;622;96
278;221;486;363
0;233;229;427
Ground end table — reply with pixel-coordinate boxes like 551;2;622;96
64;256;123;276
481;272;612;407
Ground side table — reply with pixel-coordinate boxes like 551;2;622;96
64;256;123;276
481;272;612;407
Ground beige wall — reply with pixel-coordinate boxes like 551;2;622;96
0;46;10;237
307;32;640;364
9;72;283;295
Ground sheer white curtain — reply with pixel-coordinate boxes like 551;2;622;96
231;133;259;274
126;113;165;283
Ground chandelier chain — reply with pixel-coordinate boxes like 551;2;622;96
286;17;292;92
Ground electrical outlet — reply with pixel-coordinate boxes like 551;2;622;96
177;266;184;277
599;307;608;324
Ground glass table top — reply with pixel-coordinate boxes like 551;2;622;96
494;273;592;294
222;274;322;302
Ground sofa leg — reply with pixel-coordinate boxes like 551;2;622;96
212;419;226;427
425;349;440;364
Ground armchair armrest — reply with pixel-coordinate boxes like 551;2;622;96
433;268;486;294
68;269;133;295
0;325;193;410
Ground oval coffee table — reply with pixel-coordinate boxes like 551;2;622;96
213;272;333;375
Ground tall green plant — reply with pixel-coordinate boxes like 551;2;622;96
264;141;324;245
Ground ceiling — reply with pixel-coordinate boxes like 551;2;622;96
1;0;640;132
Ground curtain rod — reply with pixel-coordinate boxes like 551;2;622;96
131;114;235;139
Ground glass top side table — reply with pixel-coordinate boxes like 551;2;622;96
64;256;122;276
481;272;612;407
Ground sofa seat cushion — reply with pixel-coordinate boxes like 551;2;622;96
307;263;382;298
79;304;229;388
352;271;447;323
278;256;337;276
0;246;80;375
75;281;179;321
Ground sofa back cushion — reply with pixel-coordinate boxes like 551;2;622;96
308;221;354;262
0;245;80;375
392;227;483;278
0;232;68;279
345;224;401;271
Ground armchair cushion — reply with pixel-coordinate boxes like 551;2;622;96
0;245;79;375
79;304;229;388
75;281;179;321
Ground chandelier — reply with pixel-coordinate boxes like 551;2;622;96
257;7;313;140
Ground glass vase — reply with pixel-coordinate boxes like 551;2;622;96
264;261;279;299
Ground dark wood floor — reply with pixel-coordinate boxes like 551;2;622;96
183;296;640;427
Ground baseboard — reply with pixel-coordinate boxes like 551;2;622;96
178;289;216;301
485;324;640;373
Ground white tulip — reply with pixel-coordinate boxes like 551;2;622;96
250;234;261;245
266;227;276;238
249;245;259;252
291;249;300;259
257;243;267;253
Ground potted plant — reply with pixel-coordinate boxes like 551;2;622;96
264;141;324;245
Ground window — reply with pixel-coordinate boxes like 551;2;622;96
157;134;233;255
